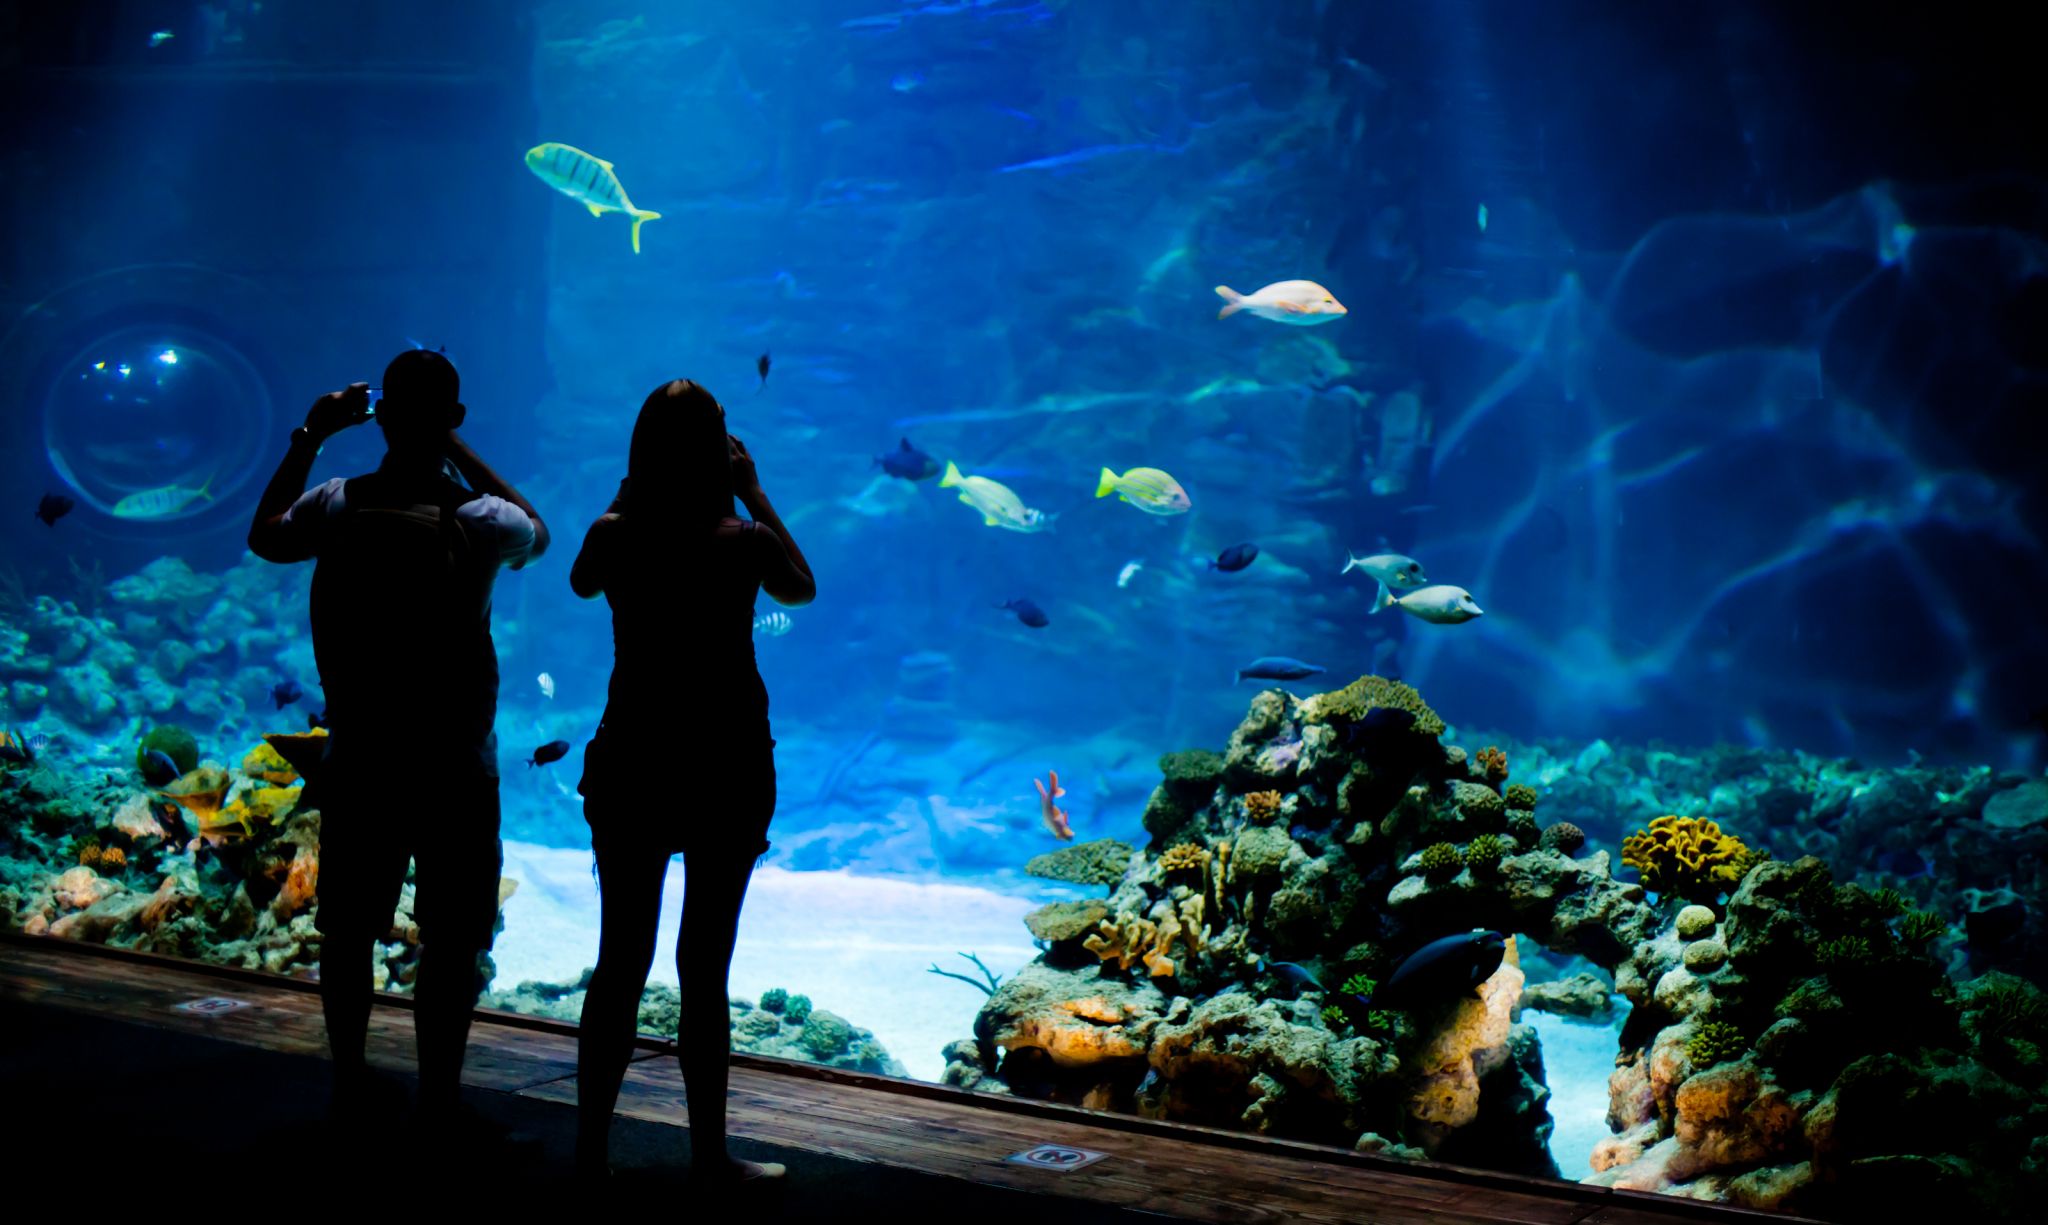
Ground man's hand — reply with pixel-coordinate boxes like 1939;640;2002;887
305;383;372;441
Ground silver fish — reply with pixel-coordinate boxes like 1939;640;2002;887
754;611;794;637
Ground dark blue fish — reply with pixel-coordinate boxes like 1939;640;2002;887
35;494;75;527
139;748;182;786
756;352;771;392
1000;598;1049;628
876;437;942;481
270;680;304;710
1258;958;1324;993
528;740;572;768
307;709;329;730
1235;656;1325;683
1326;706;1417;753
1876;849;1929;880
1365;930;1507;1010
1208;543;1260;572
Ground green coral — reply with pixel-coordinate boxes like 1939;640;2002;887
783;993;813;1025
1967;978;2048;1043
1418;841;1463;878
1340;973;1376;997
1298;675;1446;739
1024;838;1135;887
800;1011;853;1058
137;725;199;777
1504;782;1539;810
1463;834;1505;870
1895;910;1948;946
1687;1020;1747;1067
759;987;788;1013
1321;1005;1349;1030
1158;749;1226;802
1816;935;1879;978
1730;845;1773;881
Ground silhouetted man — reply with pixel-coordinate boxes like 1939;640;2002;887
248;349;548;1150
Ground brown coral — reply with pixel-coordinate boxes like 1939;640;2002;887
1082;895;1207;978
1621;815;1752;901
97;847;127;870
1298;674;1446;739
1243;790;1283;824
1475;746;1508;783
1158;843;1211;875
1540;822;1585;854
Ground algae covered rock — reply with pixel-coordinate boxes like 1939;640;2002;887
1023;899;1110;943
1024;838;1134;887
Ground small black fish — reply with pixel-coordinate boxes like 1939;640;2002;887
1000;598;1049;628
139;748;182;787
35;493;75;527
270;680;304;710
1259;958;1324;993
1366;929;1507;1010
528;739;572;768
307;709;329;730
1235;656;1325;683
876;437;942;481
756;352;771;391
1208;543;1260;572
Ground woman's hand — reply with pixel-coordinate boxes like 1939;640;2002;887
728;433;763;499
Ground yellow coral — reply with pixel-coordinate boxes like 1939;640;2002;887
1298;674;1446;738
242;740;301;786
1158;842;1210;874
241;785;304;823
1243;791;1282;824
1621;814;1752;900
98;847;126;869
77;845;101;868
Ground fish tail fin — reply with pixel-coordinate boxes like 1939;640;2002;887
1034;777;1047;798
196;475;215;503
1370;581;1393;614
1341;553;1361;575
1095;467;1119;498
1215;285;1245;319
939;461;963;488
629;208;660;253
1233;669;1244;684
1050;770;1063;796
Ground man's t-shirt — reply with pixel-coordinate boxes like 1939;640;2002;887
273;473;536;776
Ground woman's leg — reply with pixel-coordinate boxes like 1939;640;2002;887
675;847;767;1178
574;837;671;1171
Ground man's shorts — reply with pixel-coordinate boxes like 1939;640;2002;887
312;763;504;952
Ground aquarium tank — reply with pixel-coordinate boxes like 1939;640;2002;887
3;1;2046;1218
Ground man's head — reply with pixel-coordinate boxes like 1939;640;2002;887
377;349;465;455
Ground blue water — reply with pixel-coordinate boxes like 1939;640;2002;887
4;0;2046;1183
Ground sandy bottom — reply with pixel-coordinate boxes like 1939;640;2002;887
1525;1008;1627;1179
495;841;1041;1082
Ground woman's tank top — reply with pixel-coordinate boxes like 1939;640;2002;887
599;517;769;744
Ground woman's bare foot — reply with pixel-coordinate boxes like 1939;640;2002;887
696;1155;786;1183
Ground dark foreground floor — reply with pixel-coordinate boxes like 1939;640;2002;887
0;936;1796;1223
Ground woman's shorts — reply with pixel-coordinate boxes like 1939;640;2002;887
581;731;775;858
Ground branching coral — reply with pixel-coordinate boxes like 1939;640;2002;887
1687;1020;1747;1067
1242;790;1282;824
1504;782;1538;810
1463;834;1505;871
1620;815;1751;901
1419;841;1463;878
1298;674;1446;738
1895;910;1948;945
1340;973;1376;996
1475;746;1508;783
1539;822;1584;854
1157;842;1210;875
1968;980;2048;1043
1816;935;1881;980
1083;896;1207;978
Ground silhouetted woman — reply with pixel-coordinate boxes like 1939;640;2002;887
569;379;814;1182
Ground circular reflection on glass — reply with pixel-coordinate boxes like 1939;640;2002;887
43;323;272;523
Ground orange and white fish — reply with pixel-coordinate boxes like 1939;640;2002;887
1214;280;1347;325
1034;771;1072;841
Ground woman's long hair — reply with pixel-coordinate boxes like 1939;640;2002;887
626;379;732;524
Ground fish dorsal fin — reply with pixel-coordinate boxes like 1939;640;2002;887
899;437;913;449
595;157;614;171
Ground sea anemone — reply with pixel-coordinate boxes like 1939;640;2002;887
1540;822;1585;855
1463;834;1505;871
1475;746;1508;783
1418;842;1463;878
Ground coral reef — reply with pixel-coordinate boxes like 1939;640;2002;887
1505;782;1539;811
483;971;904;1076
1024;838;1133;887
1620;815;1751;902
1297;675;1445;738
1475;746;1509;783
1241;790;1282;824
1540;822;1585;854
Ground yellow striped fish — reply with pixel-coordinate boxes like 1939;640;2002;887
112;476;213;519
524;142;662;253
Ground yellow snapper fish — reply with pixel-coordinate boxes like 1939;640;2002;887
1095;466;1191;515
1214;279;1347;325
524;142;662;253
112;477;213;519
938;461;1052;532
